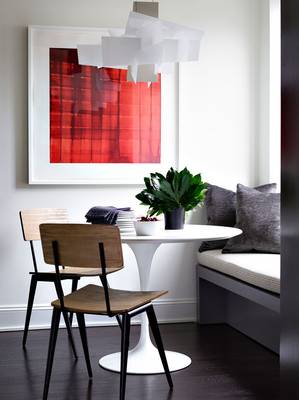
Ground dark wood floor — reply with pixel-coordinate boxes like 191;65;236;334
0;323;279;400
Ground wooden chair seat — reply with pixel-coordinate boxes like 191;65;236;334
51;284;167;315
29;267;121;277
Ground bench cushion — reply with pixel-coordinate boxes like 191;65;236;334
197;250;280;294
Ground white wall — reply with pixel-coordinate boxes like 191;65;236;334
0;0;267;330
258;0;281;187
269;0;281;186
179;0;268;190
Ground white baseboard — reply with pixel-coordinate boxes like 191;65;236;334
0;298;197;332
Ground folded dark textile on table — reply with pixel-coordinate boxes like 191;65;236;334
85;206;131;225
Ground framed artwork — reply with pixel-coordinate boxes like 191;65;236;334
28;25;177;184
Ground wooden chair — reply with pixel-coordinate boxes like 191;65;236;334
19;208;112;351
39;223;173;400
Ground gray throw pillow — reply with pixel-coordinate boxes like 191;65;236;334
199;183;277;252
222;184;280;254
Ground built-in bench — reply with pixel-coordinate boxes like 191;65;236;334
197;250;280;353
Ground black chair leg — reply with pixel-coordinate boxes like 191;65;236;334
69;278;79;326
62;310;78;360
43;308;61;400
146;305;173;389
23;274;38;348
116;314;122;329
120;313;131;400
76;313;93;378
53;279;78;360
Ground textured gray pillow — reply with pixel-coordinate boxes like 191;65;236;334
222;184;280;254
199;183;277;252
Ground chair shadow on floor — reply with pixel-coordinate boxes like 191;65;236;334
23;348;39;400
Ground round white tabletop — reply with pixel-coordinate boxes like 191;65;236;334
121;224;241;243
99;224;242;375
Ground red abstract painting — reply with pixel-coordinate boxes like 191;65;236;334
49;48;161;163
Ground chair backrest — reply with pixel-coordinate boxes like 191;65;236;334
39;223;123;271
20;209;68;241
40;223;123;315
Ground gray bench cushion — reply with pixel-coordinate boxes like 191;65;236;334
197;250;280;294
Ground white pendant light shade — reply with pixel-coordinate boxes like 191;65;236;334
77;11;204;83
127;64;158;83
102;36;141;67
77;44;102;67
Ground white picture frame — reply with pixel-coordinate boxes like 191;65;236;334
28;25;178;185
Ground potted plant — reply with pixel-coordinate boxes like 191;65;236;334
134;216;162;236
136;167;207;230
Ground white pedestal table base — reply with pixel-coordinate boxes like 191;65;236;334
99;346;191;374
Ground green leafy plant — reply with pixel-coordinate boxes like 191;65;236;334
136;167;207;216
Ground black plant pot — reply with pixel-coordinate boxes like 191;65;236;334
164;207;185;230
